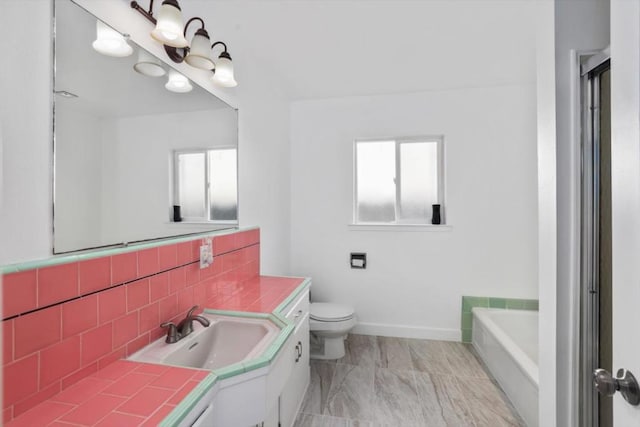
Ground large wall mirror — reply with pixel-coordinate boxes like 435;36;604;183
53;0;238;254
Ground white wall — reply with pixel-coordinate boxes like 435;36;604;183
0;2;53;264
553;2;610;425
290;85;539;339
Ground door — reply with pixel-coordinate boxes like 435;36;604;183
596;2;640;424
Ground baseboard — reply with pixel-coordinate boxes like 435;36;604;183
351;322;460;341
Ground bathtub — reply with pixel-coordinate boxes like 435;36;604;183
471;307;538;427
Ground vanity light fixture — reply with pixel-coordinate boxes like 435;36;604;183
133;49;167;77
150;0;188;48
165;69;193;93
92;20;133;57
130;0;237;86
210;42;237;88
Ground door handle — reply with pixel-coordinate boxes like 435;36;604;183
594;368;640;406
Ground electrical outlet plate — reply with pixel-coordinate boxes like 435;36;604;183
200;238;213;269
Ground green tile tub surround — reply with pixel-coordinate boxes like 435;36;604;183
460;296;539;343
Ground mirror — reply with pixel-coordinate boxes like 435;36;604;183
53;0;238;253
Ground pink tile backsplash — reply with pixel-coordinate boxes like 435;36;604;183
3;354;39;406
40;336;81;387
2;270;37;318
2;230;262;423
79;257;112;295
14;305;61;359
98;286;127;324
37;262;79;307
158;244;178;271
136;248;159;277
111;252;138;285
126;279;150;312
62;295;98;338
82;324;114;366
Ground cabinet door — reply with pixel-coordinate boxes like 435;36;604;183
263;399;280;427
280;313;310;427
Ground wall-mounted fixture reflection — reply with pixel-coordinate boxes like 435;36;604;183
130;0;238;87
165;69;192;93
53;0;238;254
133;49;166;76
92;20;133;57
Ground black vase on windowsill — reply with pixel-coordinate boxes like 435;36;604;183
173;205;182;222
432;204;442;225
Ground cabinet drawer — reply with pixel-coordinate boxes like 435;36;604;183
284;289;309;327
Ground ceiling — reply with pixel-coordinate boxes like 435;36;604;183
184;0;538;100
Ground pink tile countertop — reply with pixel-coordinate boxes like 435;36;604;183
6;275;309;427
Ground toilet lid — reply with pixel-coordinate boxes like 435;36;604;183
310;303;355;322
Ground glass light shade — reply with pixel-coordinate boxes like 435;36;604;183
133;49;166;77
150;1;189;48
92;20;133;57
212;57;237;87
184;31;215;70
165;69;193;93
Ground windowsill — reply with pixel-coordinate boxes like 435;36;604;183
165;221;238;226
347;223;453;232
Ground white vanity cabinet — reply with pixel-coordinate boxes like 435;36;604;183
264;287;311;427
174;385;217;427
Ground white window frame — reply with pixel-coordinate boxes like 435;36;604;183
172;147;237;224
353;136;445;226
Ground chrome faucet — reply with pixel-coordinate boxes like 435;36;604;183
161;305;210;344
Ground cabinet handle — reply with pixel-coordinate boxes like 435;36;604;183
294;343;300;362
297;340;302;361
293;309;303;319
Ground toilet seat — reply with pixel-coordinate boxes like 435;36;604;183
310;303;355;322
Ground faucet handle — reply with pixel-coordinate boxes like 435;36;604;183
161;322;179;344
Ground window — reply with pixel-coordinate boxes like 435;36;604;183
173;148;237;222
354;137;444;225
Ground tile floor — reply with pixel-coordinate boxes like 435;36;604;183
294;334;525;427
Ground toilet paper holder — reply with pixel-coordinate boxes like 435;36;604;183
350;252;366;269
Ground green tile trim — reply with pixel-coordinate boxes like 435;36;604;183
203;309;270;319
274;278;312;314
159;372;217;427
1;226;259;274
461;295;539;343
242;355;271;371
213;362;247;380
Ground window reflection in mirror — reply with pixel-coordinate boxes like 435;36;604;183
53;0;238;253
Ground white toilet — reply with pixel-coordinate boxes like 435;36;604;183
309;302;357;360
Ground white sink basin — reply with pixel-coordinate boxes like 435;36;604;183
129;313;280;370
